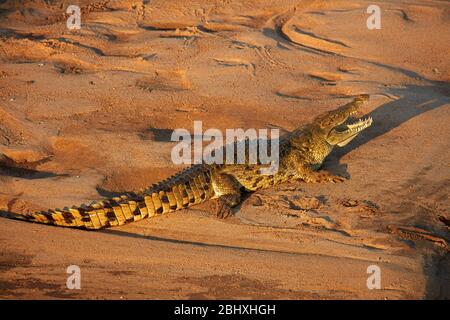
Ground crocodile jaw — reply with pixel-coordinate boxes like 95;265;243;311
328;116;373;147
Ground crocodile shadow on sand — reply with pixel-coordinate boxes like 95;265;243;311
100;228;377;263
325;83;449;172
423;250;450;299
324;82;449;299
101;228;302;256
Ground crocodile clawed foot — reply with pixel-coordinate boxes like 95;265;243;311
215;200;233;219
215;194;240;219
318;172;347;183
326;173;347;184
303;171;348;184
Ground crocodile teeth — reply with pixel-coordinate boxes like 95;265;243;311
346;116;372;133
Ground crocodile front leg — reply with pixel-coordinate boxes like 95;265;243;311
211;172;242;218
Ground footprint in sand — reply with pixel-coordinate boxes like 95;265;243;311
338;198;380;216
243;191;338;230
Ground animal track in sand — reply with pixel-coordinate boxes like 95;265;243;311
249;193;323;212
338;198;380;216
231;39;287;68
243;191;339;231
280;194;321;211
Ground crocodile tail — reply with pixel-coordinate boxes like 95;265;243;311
1;169;215;230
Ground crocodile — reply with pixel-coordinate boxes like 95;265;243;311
1;95;373;229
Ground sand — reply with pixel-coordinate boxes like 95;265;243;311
0;0;449;299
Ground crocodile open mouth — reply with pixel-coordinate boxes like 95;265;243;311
343;116;373;132
331;115;373;146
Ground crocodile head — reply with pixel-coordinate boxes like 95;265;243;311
313;94;373;147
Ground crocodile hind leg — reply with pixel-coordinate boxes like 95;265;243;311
211;172;242;218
